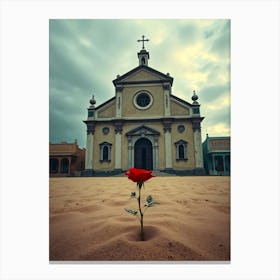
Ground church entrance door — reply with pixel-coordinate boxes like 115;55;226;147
134;138;153;170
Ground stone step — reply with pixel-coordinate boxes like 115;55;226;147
113;171;176;177
152;171;175;176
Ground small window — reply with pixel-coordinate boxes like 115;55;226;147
192;107;200;114
178;145;185;159
103;146;109;161
88;111;94;117
175;140;188;161
99;142;112;162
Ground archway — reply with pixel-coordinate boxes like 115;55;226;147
61;158;69;174
134;138;153;170
50;158;59;173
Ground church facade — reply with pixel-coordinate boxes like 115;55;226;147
83;38;205;176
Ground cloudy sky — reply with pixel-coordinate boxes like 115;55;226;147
49;19;230;148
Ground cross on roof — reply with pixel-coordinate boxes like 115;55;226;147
137;35;149;49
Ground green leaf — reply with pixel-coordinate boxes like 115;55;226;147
124;208;138;216
147;201;160;207
146;195;153;204
144;195;160;207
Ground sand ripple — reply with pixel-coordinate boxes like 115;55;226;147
49;176;230;261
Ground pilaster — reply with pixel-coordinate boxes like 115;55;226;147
192;120;204;169
163;83;171;117
153;136;159;170
85;123;95;170
163;120;173;169
115;85;123;118
114;121;123;170
128;136;133;168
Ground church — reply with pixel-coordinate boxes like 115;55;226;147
83;36;205;176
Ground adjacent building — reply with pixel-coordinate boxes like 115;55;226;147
49;140;85;177
202;135;230;176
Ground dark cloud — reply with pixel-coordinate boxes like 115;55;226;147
199;62;220;73
204;29;214;39
199;83;230;103
205;106;230;125
49;111;86;145
176;22;199;45
49;87;88;146
200;106;230;141
49;43;94;91
49;19;230;148
210;20;230;58
207;63;230;82
49;20;127;147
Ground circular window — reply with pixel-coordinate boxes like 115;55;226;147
102;127;110;135
177;125;185;133
133;91;153;110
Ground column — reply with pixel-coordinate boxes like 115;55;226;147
114;122;123;170
68;157;71;175
85;124;95;170
163;121;173;169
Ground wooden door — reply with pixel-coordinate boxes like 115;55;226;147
134;138;153;170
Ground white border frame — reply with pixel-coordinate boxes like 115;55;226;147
1;1;279;280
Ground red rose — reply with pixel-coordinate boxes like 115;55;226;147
125;168;154;183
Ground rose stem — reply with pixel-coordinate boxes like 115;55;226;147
138;182;145;241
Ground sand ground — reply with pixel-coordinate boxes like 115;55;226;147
49;176;230;261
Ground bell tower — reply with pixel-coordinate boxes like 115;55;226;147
137;35;150;66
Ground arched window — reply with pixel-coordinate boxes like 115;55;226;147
175;140;188;161
61;158;69;173
178;144;185;159
50;158;59;173
99;142;112;162
103;146;109;161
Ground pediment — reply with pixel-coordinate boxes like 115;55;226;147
122;69;165;82
170;95;192;116
126;125;160;137
95;97;116;118
113;65;173;86
175;139;188;145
